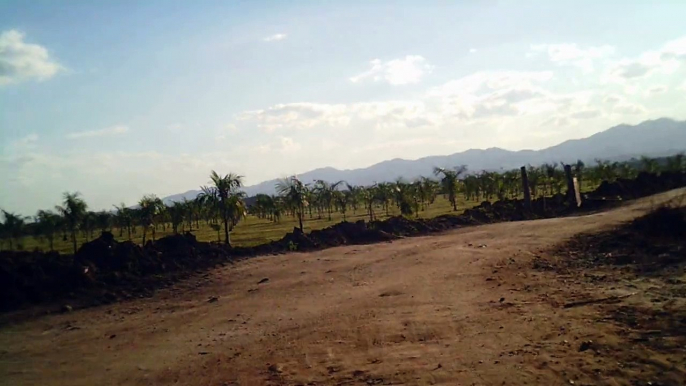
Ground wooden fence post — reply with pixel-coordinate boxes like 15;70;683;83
521;166;532;211
564;164;580;207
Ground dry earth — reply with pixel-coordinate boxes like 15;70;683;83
1;190;684;386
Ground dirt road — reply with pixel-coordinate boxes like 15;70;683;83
1;191;684;386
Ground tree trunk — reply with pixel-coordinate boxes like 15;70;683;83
49;236;54;251
142;228;147;244
71;230;77;254
223;217;230;246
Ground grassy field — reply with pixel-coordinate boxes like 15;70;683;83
13;196;480;254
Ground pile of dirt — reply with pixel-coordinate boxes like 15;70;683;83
591;171;686;200
555;206;686;272
0;250;86;312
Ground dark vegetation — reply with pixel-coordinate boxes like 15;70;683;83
2;164;686;316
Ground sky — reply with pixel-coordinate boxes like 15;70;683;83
1;0;686;215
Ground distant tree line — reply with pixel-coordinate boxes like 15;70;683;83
1;154;684;253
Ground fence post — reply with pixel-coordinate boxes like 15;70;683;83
521;166;532;211
564;164;580;207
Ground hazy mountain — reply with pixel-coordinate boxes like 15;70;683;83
161;118;686;204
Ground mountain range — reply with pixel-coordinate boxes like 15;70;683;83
161;118;686;204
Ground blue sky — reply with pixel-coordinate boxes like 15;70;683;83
1;0;686;215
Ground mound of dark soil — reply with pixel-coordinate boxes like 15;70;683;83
554;206;686;273
0;250;87;312
590;171;686;200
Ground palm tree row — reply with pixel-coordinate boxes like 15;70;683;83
2;154;684;253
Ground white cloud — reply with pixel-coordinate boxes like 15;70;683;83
66;125;130;139
603;36;686;83
232;69;611;156
428;71;553;97
645;85;668;95
12;133;39;146
279;137;301;154
350;55;434;85
236;100;438;134
613;103;646;115
237;102;350;132
570;109;602;120
602;94;622;104
0;29;63;85
539;116;571;128
215;123;239;141
4;133;39;154
530;43;615;72
469;48;477;53
167;123;183;132
426;70;556;119
660;36;686;61
263;33;287;42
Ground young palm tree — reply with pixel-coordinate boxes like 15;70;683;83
360;185;377;222
276;176;307;231
209;170;245;245
526;166;542;198
1;210;26;250
138;194;162;243
462;175;479;201
345;183;361;214
167;201;186;234
543;163;558;197
114;203;133;239
334;190;349;220
35;210;61;251
80;211;98;239
666;153;685;173
640;156;660;174
375;183;393;216
433;165;467;211
418;177;439;209
665;153;686;173
393;180;417;216
95;211;112;233
312;180;343;221
56;192;88;254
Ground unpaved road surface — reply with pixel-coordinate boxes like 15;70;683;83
1;191;684;386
